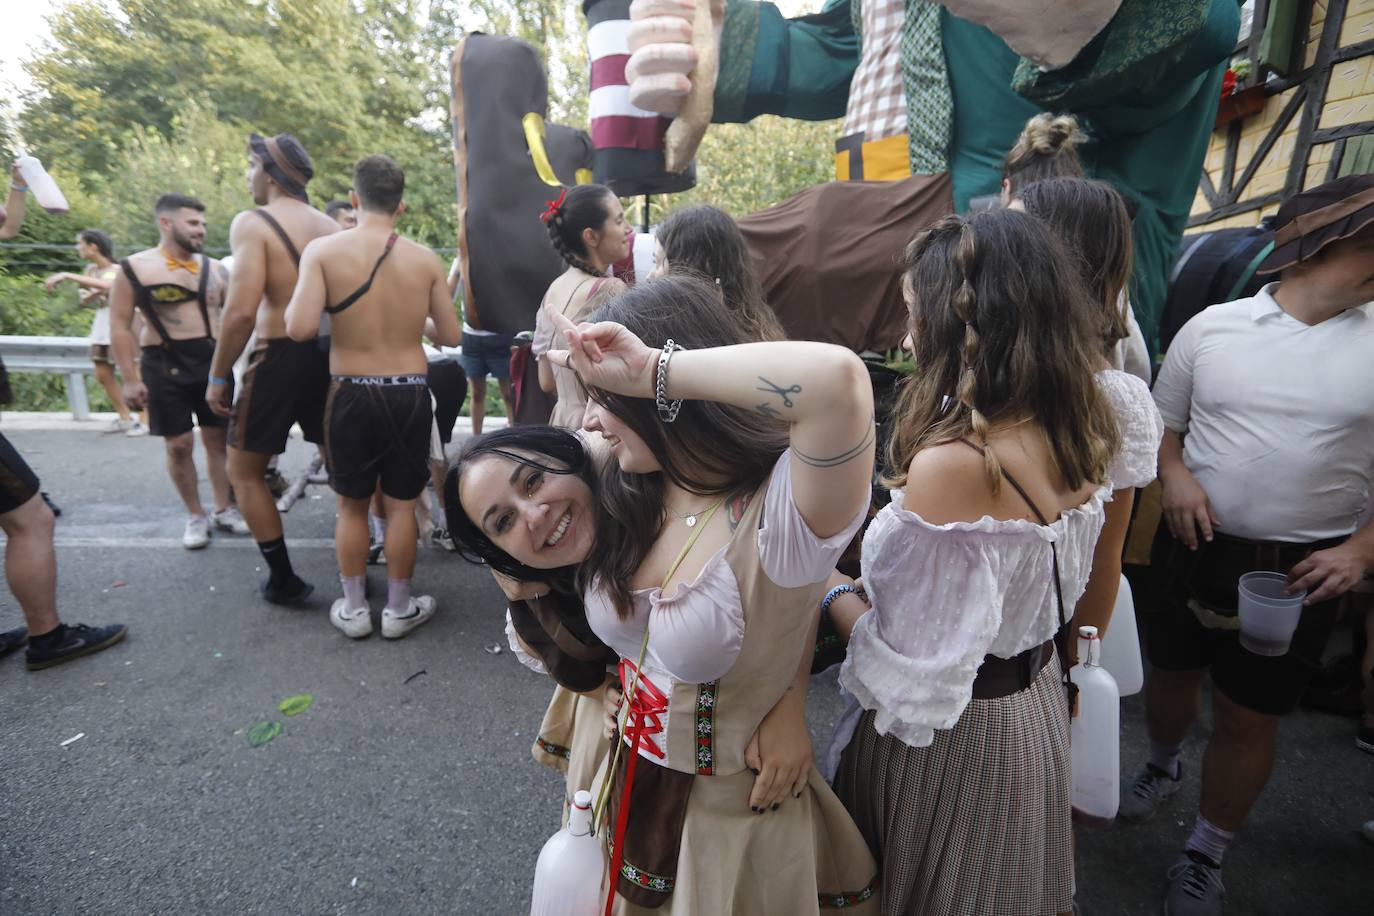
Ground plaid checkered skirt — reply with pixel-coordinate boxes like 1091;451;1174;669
832;654;1074;915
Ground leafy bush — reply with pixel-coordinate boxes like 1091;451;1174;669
0;273;114;412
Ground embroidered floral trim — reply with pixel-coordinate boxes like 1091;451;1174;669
819;875;880;908
695;681;718;775
814;633;842;656
621;860;674;894
535;737;572;760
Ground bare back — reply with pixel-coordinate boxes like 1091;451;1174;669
239;201;339;339
314;229;447;376
542;267;623;324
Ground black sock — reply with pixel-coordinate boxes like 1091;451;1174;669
258;537;296;585
30;624;68;650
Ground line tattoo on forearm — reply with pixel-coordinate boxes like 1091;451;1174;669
791;420;875;469
756;377;802;409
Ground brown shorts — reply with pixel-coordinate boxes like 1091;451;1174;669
228;337;330;455
89;344;112;364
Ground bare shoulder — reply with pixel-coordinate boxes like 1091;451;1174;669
901;441;998;525
398;236;444;269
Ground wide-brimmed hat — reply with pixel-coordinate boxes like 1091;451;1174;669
1256;173;1374;274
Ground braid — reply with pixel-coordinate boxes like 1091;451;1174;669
949;220;1002;492
542;184;617;278
547;212;602;277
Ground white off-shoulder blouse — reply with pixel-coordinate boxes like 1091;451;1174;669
825;369;1162;764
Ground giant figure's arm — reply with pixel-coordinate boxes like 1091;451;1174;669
712;0;859;123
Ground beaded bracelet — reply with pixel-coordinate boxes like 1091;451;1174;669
209;375;229;386
655;339;683;423
10;182;28;194
821;583;856;616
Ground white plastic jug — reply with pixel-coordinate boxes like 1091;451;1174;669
530;789;608;916
1098;574;1144;696
1070;625;1120;828
14;155;69;214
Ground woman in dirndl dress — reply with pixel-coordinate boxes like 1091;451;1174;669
451;274;882;913
827;208;1122;916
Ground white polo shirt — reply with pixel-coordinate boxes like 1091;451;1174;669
1152;283;1374;542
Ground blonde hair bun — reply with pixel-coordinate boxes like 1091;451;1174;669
1023;113;1086;156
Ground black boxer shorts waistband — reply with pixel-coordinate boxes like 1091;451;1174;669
332;374;427;387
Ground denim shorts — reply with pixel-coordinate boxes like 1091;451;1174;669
458;331;514;380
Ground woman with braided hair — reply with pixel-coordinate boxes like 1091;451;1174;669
827;207;1120;915
532;184;632;429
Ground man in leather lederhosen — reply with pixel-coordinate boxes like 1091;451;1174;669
110;194;246;550
205;133;339;605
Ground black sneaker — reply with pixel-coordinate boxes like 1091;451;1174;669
0;626;29;659
260;576;315;607
1357;723;1374;755
26;622;128;670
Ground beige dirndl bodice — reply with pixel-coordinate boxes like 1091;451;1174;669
590;471;880;914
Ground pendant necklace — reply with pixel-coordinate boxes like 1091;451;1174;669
666;503;713;528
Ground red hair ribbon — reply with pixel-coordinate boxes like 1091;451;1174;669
539;188;567;223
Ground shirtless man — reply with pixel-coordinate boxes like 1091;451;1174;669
206;133;339;604
111;194;247;549
285;155;460;639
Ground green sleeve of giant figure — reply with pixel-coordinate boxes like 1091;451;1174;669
713;0;859;123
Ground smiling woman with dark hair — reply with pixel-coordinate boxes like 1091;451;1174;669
446;273;881;912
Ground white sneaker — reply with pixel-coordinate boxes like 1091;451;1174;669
104;417;131;434
182;515;211;550
330;598;373;639
381;595;436;639
124;420;149;437
212;506;251;535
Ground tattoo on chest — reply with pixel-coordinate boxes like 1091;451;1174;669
727;490;755;532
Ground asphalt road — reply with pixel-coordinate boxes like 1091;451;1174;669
1;426;1371;915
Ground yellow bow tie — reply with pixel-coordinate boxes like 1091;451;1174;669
160;247;199;274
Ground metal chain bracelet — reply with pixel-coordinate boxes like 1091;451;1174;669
656;339;683;423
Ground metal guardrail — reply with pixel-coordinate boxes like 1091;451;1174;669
0;335;95;420
0;336;474;423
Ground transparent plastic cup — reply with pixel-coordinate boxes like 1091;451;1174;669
1236;571;1305;656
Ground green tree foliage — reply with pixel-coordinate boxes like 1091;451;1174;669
655;116;840;223
2;0;844;412
0;272;115;411
17;0;456;250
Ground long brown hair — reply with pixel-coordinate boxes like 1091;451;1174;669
885;209;1119;494
1001;113;1086;194
657;205;787;342
1016;177;1133;356
581;275;789;617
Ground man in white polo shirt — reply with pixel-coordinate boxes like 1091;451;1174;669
1119;174;1374;915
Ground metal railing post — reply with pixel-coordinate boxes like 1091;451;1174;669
64;372;90;420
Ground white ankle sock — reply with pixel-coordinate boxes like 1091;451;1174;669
1185;815;1234;866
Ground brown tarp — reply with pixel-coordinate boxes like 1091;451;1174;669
737;173;954;352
